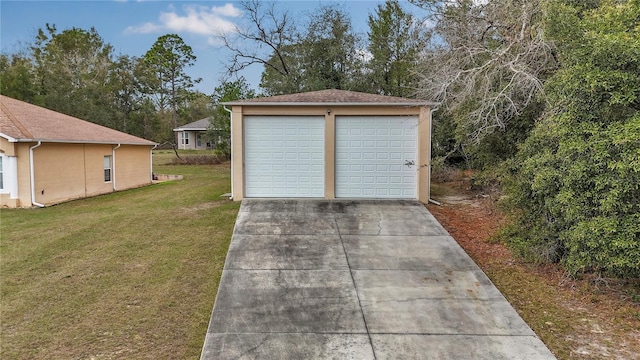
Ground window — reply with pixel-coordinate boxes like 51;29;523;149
104;156;112;182
181;132;189;145
0;156;4;190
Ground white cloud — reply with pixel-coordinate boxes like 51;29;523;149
125;22;161;34
213;3;242;18
125;3;242;39
355;48;373;63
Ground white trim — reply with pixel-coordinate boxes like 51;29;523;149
104;155;113;183
173;128;207;131
180;132;190;149
29;141;45;207
6;155;18;199
0;154;15;196
429;107;438;203
150;148;154;182
223;101;436;107
0;133;18;142
223;105;233;200
0;154;4;194
9;138;155;146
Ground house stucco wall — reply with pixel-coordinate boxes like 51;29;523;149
0;140;153;208
113;145;152;190
33;143;91;205
230;105;431;203
176;130;208;150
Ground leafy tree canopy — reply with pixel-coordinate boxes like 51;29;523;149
207;77;256;157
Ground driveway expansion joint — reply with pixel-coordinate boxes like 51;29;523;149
335;215;378;360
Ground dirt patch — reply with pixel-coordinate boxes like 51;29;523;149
428;182;640;360
434;194;476;205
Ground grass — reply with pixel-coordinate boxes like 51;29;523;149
0;151;240;359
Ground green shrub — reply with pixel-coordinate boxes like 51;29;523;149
502;0;640;278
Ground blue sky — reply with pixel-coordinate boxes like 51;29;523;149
1;0;423;94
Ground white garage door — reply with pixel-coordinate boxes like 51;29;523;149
244;116;324;197
336;116;417;198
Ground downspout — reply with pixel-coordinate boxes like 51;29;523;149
112;144;121;191
151;144;158;181
428;107;441;206
29;141;45;207
223;105;233;200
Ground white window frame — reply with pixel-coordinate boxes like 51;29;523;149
104;155;112;183
0;153;17;197
181;132;190;145
0;155;4;191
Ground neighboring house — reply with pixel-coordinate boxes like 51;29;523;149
0;95;156;208
173;118;212;150
223;89;437;203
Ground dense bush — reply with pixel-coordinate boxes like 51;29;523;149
502;0;640;278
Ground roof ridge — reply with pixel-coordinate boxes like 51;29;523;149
0;99;33;138
222;89;437;106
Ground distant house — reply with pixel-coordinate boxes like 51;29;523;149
0;95;157;208
173;118;212;150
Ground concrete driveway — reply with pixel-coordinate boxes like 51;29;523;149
201;200;556;359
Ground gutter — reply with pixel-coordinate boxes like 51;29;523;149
0;133;18;142
12;138;156;146
151;144;158;182
112;144;121;191
29;141;45;207
223;105;233;200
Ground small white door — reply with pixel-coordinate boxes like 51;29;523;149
244;116;324;197
335;116;418;198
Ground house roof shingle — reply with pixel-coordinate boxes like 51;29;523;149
173;117;211;131
0;95;156;145
223;89;437;107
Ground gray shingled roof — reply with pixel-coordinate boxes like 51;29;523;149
1;95;156;145
223;89;437;106
173;117;211;131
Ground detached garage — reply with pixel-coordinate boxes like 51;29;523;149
224;89;436;203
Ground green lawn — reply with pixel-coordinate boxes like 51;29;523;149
0;151;240;359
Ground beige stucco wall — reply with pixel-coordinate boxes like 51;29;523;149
1;137;16;156
33;143;91;205
0;140;152;208
231;105;431;203
113;145;152;190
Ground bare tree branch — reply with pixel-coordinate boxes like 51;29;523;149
414;0;558;143
218;0;297;78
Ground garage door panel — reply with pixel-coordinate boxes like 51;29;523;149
336;116;417;199
245;116;324;198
